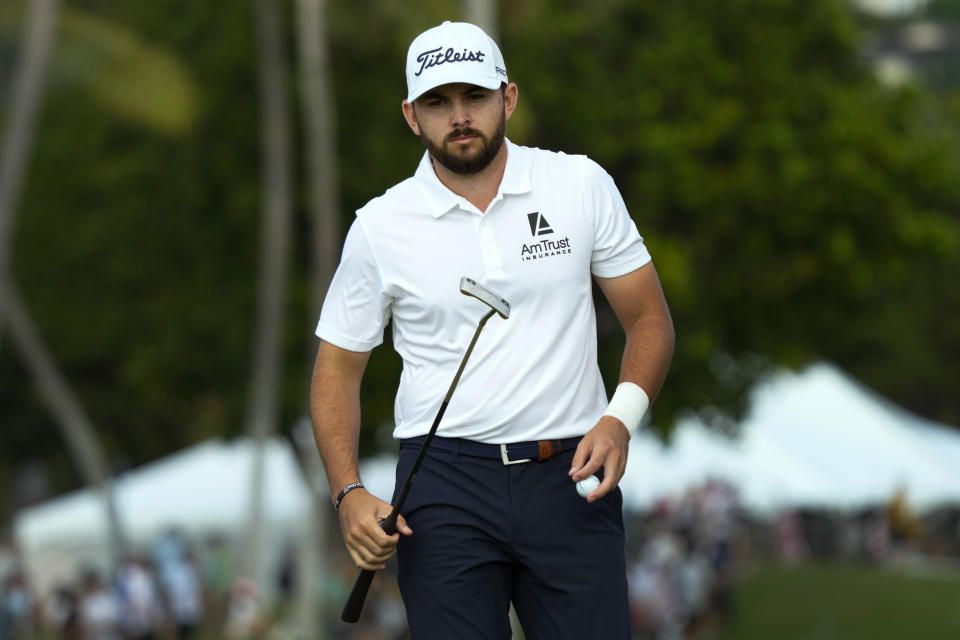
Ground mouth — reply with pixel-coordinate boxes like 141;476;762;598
447;130;481;145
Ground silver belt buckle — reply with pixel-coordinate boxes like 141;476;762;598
500;443;532;466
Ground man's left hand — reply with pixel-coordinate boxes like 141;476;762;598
568;416;630;502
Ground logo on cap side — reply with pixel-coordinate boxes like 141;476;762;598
415;47;486;77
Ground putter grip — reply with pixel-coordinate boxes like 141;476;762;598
341;570;375;623
340;516;398;623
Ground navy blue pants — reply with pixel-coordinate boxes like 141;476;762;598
393;438;631;640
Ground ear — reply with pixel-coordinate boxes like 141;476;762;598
503;83;519;121
401;100;420;136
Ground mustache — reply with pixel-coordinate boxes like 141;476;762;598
446;128;484;143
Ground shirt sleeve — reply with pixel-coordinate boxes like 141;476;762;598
315;219;392;351
582;157;652;278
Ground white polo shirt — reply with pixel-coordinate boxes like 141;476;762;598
317;139;651;443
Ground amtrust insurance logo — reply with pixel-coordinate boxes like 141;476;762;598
520;212;572;262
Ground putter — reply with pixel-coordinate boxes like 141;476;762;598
341;277;510;623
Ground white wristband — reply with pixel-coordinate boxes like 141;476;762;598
603;382;649;437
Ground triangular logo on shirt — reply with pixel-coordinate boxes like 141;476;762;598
527;212;554;236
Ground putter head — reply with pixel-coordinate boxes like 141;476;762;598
460;277;510;319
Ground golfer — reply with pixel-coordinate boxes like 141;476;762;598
311;20;674;639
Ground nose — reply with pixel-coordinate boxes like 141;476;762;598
449;98;471;127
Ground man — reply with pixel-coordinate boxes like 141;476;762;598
311;20;674;639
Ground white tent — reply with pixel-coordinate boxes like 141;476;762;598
361;363;960;516
14;437;310;596
621;362;960;513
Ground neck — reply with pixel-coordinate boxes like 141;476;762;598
431;143;508;213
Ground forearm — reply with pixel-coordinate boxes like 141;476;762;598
571;267;674;493
309;341;410;568
619;307;674;401
309;342;370;501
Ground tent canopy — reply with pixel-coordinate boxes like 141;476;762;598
15;437;309;595
621;363;960;513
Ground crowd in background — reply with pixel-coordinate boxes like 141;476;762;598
621;478;960;640
0;530;266;640
2;482;957;640
625;479;742;640
0;524;407;640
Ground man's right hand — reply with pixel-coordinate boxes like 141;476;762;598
337;489;413;570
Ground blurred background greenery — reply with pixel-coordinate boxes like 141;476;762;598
1;0;959;637
3;0;958;508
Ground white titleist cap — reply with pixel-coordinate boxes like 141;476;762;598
405;21;508;103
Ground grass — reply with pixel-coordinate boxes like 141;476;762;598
718;562;960;640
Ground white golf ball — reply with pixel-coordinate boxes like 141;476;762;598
576;475;600;498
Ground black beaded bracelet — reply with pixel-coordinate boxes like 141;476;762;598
334;481;365;511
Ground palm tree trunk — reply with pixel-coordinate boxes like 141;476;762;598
291;0;340;632
289;419;327;637
0;275;126;565
0;0;60;346
297;0;340;316
242;0;293;587
462;0;498;38
0;0;126;566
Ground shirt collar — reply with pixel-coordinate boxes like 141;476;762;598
414;138;532;218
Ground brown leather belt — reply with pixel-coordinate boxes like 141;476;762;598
400;434;583;466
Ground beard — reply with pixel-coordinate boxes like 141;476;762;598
419;112;506;175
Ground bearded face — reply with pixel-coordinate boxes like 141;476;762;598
418;110;506;175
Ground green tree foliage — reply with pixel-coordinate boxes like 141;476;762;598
1;1;262;489
1;0;958;504
927;0;960;22
505;0;960;432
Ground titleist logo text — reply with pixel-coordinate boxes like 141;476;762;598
415;47;486;76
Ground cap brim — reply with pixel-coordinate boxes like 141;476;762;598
406;74;503;103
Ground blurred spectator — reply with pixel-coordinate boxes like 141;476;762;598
676;534;712;633
161;550;203;639
774;509;808;563
223;577;266;639
627;479;745;639
202;534;236;628
276;542;295;602
865;510;892;561
885;486;924;544
78;568;120;640
697;479;739;620
41;585;80;640
115;556;162;640
367;578;407;640
629;529;684;639
0;568;36;640
153;529;187;589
